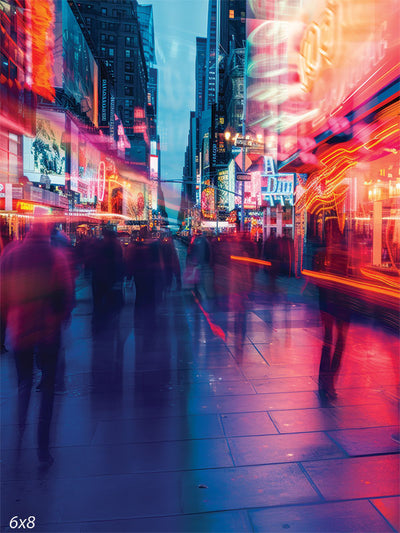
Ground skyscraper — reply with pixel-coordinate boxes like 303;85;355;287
74;0;148;163
137;3;157;141
195;37;207;117
205;0;218;109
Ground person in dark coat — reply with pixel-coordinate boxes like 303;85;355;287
314;219;351;401
0;222;74;464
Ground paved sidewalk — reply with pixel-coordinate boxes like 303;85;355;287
1;254;399;532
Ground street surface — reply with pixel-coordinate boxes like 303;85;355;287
1;241;399;532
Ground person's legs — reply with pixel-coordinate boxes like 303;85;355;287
318;312;334;396
14;349;34;437
331;319;350;383
37;335;60;462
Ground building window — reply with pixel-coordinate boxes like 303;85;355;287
125;62;133;72
109;48;115;57
101;34;106;41
229;9;234;18
125;99;133;108
126;37;132;46
125;24;131;31
125;74;133;83
100;47;106;56
125;49;131;58
125;86;133;96
101;7;107;15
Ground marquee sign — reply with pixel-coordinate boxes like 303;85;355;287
261;173;295;207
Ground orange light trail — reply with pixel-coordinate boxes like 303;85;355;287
360;268;400;289
230;255;272;267
302;269;400;309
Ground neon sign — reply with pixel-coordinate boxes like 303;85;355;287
97;161;106;202
261;174;295;207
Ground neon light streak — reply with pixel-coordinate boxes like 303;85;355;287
97;161;106;202
230;255;272;267
360;268;400;289
302;269;400;308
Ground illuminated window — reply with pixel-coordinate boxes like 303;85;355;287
229;9;234;18
101;7;107;15
125;49;131;58
109;48;114;57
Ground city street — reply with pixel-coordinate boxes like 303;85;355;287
1;241;399;532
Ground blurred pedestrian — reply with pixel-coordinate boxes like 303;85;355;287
314;219;351;401
88;228;124;316
126;226;164;323
0;222;74;465
213;233;257;355
160;234;181;293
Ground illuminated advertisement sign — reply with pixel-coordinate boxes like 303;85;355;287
246;0;400;160
201;187;215;219
297;0;399;139
78;136;100;203
54;0;98;125
150;155;159;180
70;121;79;192
23;110;66;186
235;171;262;210
25;0;55;102
217;169;229;210
261;173;295;207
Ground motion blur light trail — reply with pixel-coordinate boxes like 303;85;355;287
230;255;272;267
302;269;400;311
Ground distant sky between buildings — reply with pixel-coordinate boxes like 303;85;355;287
148;0;208;224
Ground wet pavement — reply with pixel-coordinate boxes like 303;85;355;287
1;241;399;532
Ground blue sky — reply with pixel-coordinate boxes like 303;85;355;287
148;0;208;223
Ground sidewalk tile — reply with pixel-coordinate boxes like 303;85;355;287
221;412;278;437
303;455;400;500
249;500;394;532
371;496;400;532
181;463;320;513
91;414;225;445
228;432;346;466
328;426;400;456
78;510;253;532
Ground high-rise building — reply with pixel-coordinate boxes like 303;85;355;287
74;0;148;163
205;0;218;109
137;3;157;141
195;37;207;117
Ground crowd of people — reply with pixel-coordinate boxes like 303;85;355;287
0;221;352;465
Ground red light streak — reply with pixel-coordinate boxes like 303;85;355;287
192;291;226;341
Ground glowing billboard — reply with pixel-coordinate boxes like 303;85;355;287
23;110;66;186
246;0;400;160
54;0;98;124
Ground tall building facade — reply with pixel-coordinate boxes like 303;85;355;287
205;0;218;110
75;0;148;163
195;37;207;118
